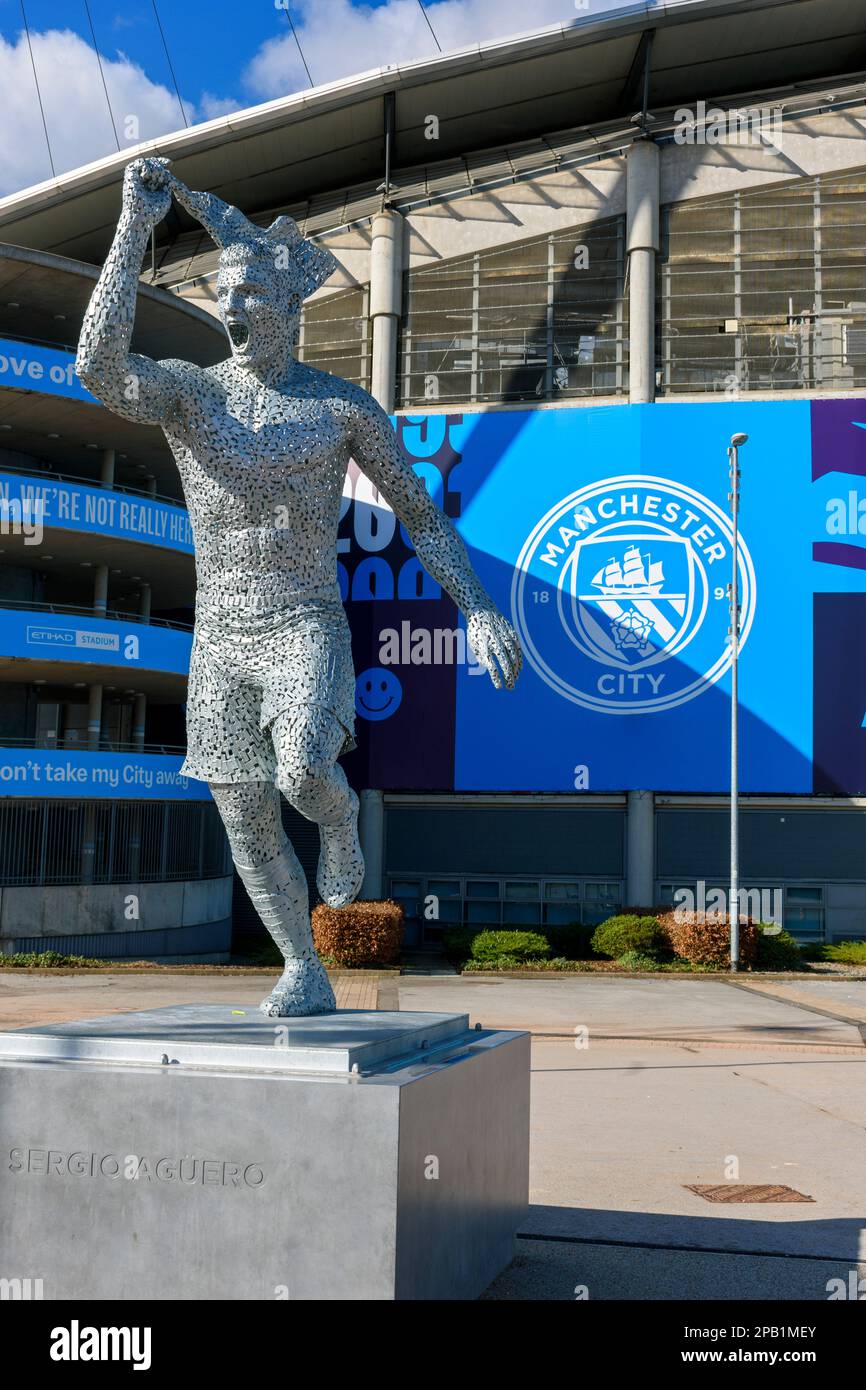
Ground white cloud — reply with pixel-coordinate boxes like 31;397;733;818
246;0;623;99
198;92;244;121
0;27;192;197
0;2;628;198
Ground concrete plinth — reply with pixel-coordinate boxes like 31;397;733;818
0;1005;529;1301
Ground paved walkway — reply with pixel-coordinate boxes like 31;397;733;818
397;975;866;1050
0;969;383;1030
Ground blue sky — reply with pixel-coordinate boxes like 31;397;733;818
0;0;628;196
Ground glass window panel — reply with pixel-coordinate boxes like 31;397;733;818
544;882;580;902
427;880;461;898
399;215;626;406
544;903;581;926
503;902;542;925
787;886;823;903
583;904;615;927
584;882;621;904
504;881;540;900
391;880;421;921
466;880;499;899
434;901;462;924
785;904;824;937
466;901;501;925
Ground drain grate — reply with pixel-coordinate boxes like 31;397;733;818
685;1183;814;1203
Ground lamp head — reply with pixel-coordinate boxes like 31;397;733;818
731;433;749;447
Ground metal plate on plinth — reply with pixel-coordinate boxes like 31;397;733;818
0;1005;472;1076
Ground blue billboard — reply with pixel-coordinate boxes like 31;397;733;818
0;610;192;674
340;399;866;795
0;338;95;405
0;749;209;799
0;472;193;553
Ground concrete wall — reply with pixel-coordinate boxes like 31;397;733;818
0;875;234;960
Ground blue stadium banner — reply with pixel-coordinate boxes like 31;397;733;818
0;610;192;674
340;399;866;795
0;338;95;404
0;749;209;800
0;471;193;553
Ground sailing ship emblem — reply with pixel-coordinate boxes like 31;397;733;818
512;475;756;715
565;534;696;667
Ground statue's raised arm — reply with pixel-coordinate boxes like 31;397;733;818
76;157;186;424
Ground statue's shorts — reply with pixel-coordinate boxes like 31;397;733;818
178;599;357;786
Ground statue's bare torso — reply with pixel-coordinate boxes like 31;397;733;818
162;358;357;626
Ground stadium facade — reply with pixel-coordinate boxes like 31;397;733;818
2;0;866;954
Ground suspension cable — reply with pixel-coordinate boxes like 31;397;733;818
151;0;189;127
82;0;121;151
19;1;55;178
277;1;315;89
417;1;442;52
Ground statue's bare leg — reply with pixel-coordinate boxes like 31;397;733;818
271;708;365;909
210;780;336;1017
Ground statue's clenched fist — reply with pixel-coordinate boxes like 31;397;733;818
122;157;173;228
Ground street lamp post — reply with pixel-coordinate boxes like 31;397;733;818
728;432;748;972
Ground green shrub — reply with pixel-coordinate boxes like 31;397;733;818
442;928;479;963
544;922;597;960
463;955;592;973
792;940;866;965
591;914;665;960
463;954;521;971
0;950;92;968
469;930;550;964
616;949;662;971
755;926;803;970
823;940;866;965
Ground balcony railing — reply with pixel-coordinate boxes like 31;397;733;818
2;737;187;756
1;599;193;632
0;458;185;509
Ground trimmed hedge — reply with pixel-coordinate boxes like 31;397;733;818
469;930;550;964
658;910;757;967
311;899;404;966
591;914;666;960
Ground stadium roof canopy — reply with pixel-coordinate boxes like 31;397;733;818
0;0;863;274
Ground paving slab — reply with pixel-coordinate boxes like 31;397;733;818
396;976;865;1048
735;978;866;1026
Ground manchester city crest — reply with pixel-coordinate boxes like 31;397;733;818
511;475;756;714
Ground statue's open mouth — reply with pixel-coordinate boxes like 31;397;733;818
227;321;250;350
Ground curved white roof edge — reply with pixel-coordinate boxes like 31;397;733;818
0;242;224;332
0;0;786;221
